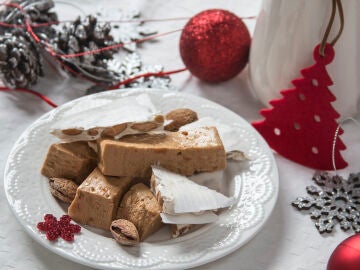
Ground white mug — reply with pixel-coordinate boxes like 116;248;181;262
249;0;360;118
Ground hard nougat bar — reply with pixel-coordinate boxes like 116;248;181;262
68;168;133;230
116;183;162;240
98;127;226;177
41;141;97;184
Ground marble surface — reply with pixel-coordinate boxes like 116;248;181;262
1;0;359;269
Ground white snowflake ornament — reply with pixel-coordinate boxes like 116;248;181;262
96;8;157;52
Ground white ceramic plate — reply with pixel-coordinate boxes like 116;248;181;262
4;89;278;270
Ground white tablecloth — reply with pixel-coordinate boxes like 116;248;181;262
1;1;359;269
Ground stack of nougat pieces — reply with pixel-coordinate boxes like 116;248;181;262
41;108;237;245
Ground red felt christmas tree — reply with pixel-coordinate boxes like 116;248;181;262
252;44;347;170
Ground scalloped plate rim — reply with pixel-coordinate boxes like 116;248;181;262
4;88;279;270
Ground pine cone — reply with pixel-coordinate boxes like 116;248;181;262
0;0;58;37
51;15;117;82
0;29;43;88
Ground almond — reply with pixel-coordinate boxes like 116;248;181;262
102;123;128;138
62;128;83;136
164;108;198;131
131;121;159;132
110;219;140;246
49;178;78;203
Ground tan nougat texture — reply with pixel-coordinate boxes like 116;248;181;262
117;183;162;240
41;141;97;184
68;168;133;230
98;127;226;177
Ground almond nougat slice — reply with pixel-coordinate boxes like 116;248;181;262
99;127;226;178
68;168;132;230
116;183;162;241
41;141;97;184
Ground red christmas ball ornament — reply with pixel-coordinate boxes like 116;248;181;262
179;9;251;83
327;234;360;270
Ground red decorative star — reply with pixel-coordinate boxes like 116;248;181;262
37;214;81;241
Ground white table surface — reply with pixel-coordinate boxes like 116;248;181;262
1;0;359;269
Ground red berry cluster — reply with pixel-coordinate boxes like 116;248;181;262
37;214;81;241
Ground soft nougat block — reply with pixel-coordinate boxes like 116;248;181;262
41;141;97;184
117;183;162;240
68;168;132;230
98;127;226;177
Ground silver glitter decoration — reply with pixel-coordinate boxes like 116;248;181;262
113;53;172;89
0;0;58;37
50;9;169;87
51;15;117;82
292;172;360;234
96;8;157;52
51;7;162;85
0;2;171;91
87;52;173;94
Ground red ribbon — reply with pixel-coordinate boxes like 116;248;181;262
108;68;187;89
0;86;58;107
0;3;254;108
58;29;183;59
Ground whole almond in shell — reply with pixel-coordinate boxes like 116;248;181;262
49;177;78;203
164;108;198;131
110;219;140;246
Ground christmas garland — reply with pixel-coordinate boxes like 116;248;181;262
0;0;175;103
